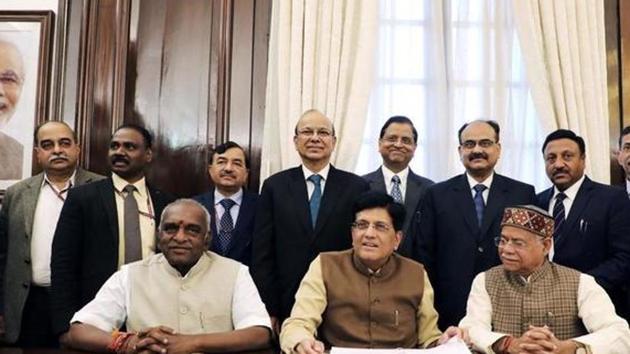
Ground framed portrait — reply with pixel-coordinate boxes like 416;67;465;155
0;10;54;193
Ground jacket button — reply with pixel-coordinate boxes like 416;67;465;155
22;282;29;289
24;258;31;264
477;246;484;253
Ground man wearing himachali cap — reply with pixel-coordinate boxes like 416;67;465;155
459;205;630;354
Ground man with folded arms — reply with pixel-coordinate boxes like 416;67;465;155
460;205;630;354
61;199;271;353
280;191;467;353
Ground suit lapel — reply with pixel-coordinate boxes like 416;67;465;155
225;192;255;253
562;177;593;241
480;175;506;239
370;168;387;192
22;174;45;238
453;174;479;234
404;170;422;217
288;167;312;234
206;191;219;249
313;166;342;236
98;179;119;243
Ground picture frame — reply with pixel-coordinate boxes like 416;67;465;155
0;10;54;196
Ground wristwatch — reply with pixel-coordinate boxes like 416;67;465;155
573;340;587;354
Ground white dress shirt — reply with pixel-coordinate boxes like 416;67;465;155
460;271;630;354
547;174;586;260
71;256;271;332
30;172;76;286
381;165;409;202
112;173;156;268
466;172;494;205
302;164;330;199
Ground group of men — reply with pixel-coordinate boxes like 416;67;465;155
0;109;628;353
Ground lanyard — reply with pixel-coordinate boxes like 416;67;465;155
114;188;156;221
44;180;73;202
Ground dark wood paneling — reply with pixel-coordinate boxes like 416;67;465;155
606;0;623;185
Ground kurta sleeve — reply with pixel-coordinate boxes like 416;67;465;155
573;274;630;354
458;272;506;353
279;256;327;353
416;270;443;348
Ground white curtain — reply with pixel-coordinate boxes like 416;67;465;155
356;0;549;190
260;0;379;181
513;0;610;182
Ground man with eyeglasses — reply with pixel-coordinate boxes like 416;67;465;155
537;129;630;321
0;121;104;347
460;205;630;354
280;191;468;353
61;199;272;353
252;109;368;333
0;39;26;180
413;120;536;330
50;124;175;339
363;116;434;257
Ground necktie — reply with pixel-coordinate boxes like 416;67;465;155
473;184;487;227
308;174;322;227
553;193;567;241
123;184;142;263
391;175;403;203
218;199;236;253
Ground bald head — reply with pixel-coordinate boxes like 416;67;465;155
0;40;24;125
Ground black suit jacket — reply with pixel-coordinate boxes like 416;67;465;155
363;167;434;257
536;177;630;318
414;173;535;329
251;165;368;319
194;188;258;266
50;178;174;335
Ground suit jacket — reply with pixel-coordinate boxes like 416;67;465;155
536;176;630;318
50;177;174;335
414;173;535;329
251;165;369;319
0;168;104;343
363;167;434;256
194;188;258;266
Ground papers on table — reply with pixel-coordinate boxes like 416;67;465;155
330;337;472;354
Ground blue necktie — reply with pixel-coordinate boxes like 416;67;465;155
473;184;487;227
552;193;567;241
218;198;236;253
308;174;322;227
391;175;403;203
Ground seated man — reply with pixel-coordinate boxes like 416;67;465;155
61;199;271;353
460;205;630;354
280;191;467;353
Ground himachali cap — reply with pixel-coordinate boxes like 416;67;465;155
500;205;554;239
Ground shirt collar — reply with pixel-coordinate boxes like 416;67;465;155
351;250;396;278
112;173;148;198
381;165;409;183
42;170;77;190
625;179;630;195
553;174;586;201
302;163;331;181
214;188;243;206
466;171;494;190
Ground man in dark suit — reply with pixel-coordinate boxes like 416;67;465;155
414;120;536;330
50;124;174;337
0;122;103;347
537;129;630;319
252;109;368;331
194;141;257;265
363;116;433;256
617;125;630;197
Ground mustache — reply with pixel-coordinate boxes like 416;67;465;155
49;154;68;162
110;155;129;164
468;152;487;161
552;167;569;176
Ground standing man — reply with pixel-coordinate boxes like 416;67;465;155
537;129;630;319
194;141;257;265
363;116;433;256
415;120;536;330
617;125;630;196
252;109;368;330
50;124;174;337
0;121;103;347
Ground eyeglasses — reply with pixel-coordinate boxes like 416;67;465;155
460;139;496;149
381;135;415;146
494;236;544;250
351;220;392;232
297;128;333;138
